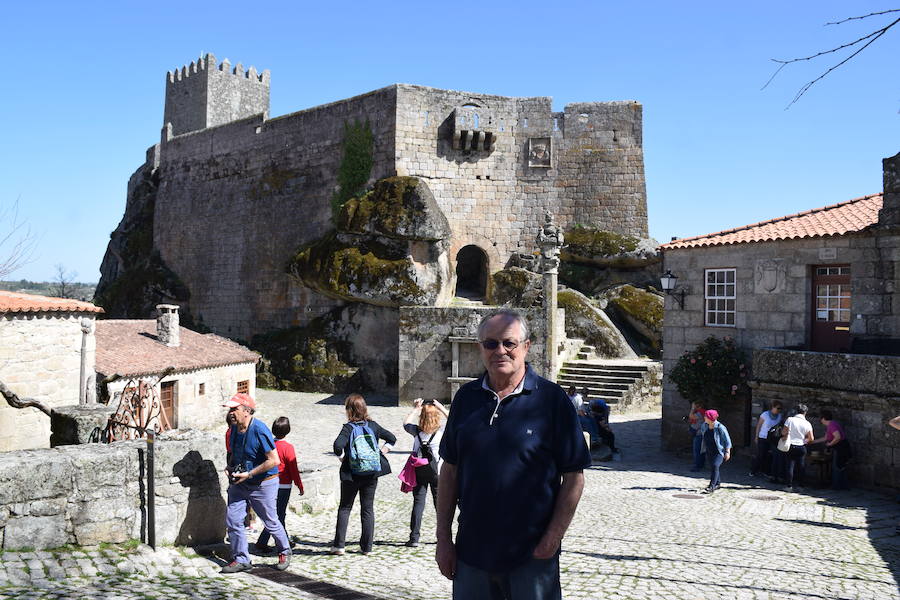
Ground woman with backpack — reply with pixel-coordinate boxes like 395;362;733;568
402;398;448;547
331;393;397;556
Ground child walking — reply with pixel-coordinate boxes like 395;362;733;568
255;416;304;552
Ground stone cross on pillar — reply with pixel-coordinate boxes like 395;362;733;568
537;211;563;381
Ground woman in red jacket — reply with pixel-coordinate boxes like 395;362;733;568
255;417;304;552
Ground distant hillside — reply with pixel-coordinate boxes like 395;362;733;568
0;280;97;302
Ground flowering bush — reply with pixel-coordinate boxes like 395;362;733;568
668;336;749;404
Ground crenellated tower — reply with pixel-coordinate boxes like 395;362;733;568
163;53;270;136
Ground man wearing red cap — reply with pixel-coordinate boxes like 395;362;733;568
221;392;291;573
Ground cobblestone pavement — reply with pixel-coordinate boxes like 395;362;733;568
2;389;898;599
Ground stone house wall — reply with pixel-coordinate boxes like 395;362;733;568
750;349;900;490
0;313;96;451
660;235;872;450
0;430;225;550
105;362;257;432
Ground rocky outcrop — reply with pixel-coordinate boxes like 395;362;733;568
602;284;664;358
559;226;662;296
490;266;543;307
557;289;636;359
94;153;192;321
289;177;452;307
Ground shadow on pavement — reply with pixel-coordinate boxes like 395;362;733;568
316;393;398;406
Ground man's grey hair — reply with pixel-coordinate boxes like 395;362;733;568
796;403;808;415
477;309;530;341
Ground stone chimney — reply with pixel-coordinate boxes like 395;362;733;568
878;151;900;227
156;304;180;347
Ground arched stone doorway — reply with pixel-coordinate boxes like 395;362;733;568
455;245;488;300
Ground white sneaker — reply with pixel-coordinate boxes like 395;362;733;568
329;547;345;555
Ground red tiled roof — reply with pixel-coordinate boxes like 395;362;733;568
95;320;259;378
661;193;882;250
0;290;104;315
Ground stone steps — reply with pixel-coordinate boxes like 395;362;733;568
557;347;661;411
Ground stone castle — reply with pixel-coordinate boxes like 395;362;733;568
97;54;649;391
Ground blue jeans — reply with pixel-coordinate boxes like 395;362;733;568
257;487;292;547
578;415;600;443
709;453;724;489
786;445;806;486
692;434;705;469
454;554;562;600
226;477;290;564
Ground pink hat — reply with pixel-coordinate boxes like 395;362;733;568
705;409;719;421
222;392;256;410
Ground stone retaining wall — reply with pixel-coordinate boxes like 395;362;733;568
0;429;225;550
751;348;900;490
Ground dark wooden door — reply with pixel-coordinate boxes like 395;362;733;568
160;381;177;429
811;265;851;353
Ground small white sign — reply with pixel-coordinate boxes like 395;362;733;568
819;248;837;260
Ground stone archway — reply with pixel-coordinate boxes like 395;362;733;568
455;245;488;300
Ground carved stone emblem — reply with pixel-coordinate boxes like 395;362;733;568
755;259;785;294
528;138;552;168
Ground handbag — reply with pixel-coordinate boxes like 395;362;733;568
414;431;439;486
776;435;790;453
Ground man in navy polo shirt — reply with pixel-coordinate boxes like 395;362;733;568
436;309;591;599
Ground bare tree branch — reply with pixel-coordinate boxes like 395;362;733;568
762;11;900;108
0;380;52;417
50;263;78;299
0;198;36;279
826;9;900;26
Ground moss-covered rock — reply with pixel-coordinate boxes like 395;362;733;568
561;226;659;269
252;325;359;393
490;267;542;307
557;289;635;359
603;284;663;358
337;176;450;241
289;232;434;307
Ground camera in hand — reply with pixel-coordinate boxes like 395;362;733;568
228;463;247;484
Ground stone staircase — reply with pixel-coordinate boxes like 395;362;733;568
557;347;662;413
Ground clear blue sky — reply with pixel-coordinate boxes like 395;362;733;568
1;1;897;282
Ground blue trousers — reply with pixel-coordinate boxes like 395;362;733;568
692;434;705;469
708;453;724;489
226;477;290;564
453;554;562;600
257;487;292;547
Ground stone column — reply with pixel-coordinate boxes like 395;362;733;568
537;211;563;381
79;318;93;405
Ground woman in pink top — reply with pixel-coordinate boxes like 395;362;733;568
812;410;851;490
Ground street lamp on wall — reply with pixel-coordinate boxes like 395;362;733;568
660;270;685;309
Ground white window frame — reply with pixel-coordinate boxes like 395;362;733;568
704;268;736;327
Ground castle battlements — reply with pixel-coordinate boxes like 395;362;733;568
166;53;270;85
163;53;271;137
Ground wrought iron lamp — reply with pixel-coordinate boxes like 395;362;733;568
660;270;685;309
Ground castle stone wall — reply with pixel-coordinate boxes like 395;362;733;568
394;86;647;277
153;87;398;341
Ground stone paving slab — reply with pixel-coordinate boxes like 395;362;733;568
1;390;898;599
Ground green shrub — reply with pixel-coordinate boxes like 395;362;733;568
668;336;749;404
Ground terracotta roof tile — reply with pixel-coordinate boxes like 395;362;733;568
0;290;104;315
661;193;883;250
95;320;259;378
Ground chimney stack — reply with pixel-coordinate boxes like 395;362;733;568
156;304;180;347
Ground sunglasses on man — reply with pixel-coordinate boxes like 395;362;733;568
480;339;522;351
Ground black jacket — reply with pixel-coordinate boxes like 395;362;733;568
333;420;397;481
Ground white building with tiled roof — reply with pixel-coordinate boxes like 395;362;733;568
95;305;259;432
0;291;104;451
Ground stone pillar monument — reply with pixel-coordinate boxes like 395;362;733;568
537;211;563;381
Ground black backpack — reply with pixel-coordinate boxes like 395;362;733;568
414;431;439;486
766;417;785;444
